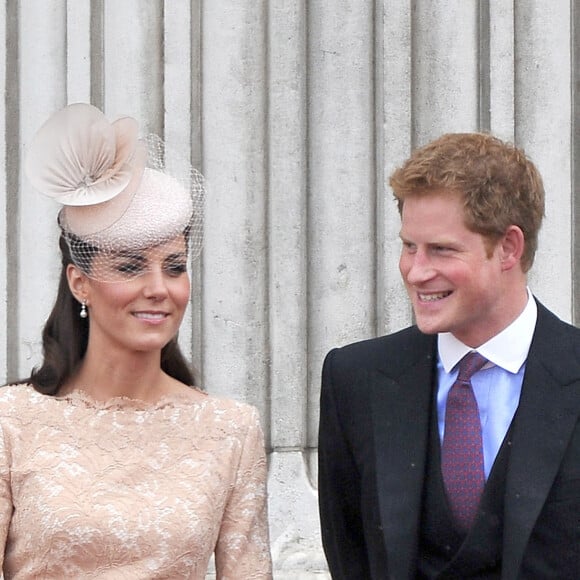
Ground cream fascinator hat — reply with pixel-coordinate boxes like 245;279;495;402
25;103;204;282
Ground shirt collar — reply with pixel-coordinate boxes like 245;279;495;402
438;289;537;374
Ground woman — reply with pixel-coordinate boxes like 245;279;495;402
0;103;272;578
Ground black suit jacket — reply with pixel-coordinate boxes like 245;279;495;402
318;301;580;579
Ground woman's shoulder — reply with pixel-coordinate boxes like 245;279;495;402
0;383;49;423
0;382;42;406
183;388;262;436
200;390;261;423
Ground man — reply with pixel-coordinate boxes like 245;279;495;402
318;133;580;579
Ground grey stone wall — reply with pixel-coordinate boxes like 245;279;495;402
0;1;577;576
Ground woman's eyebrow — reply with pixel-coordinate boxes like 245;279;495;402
113;251;147;262
164;252;188;261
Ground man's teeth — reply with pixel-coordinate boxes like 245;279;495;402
419;292;450;302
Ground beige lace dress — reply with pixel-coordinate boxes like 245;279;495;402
0;383;272;579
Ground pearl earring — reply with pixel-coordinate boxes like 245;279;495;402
80;300;88;319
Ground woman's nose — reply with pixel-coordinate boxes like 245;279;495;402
142;267;169;299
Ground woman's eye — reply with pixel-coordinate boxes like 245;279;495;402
166;263;187;275
116;261;144;275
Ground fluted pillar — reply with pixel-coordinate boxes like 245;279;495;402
0;1;577;576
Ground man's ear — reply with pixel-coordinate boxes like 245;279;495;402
499;225;525;271
66;264;89;304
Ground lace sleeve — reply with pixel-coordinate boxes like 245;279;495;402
214;406;272;580
0;421;12;574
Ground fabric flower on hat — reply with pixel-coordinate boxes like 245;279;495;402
25;103;205;282
25;103;145;207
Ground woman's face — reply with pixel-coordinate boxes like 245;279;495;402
70;237;191;357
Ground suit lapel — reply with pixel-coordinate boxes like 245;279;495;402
502;304;580;579
371;336;436;580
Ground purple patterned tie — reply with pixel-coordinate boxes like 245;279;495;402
441;351;487;531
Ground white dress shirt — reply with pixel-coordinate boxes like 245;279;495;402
437;290;537;478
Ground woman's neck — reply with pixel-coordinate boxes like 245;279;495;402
63;347;175;402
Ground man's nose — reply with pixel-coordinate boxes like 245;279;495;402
403;250;436;285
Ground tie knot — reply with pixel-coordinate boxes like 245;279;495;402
457;351;487;383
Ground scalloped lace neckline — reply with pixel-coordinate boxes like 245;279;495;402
55;387;207;412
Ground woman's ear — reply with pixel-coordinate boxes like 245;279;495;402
66;264;89;304
499;225;525;271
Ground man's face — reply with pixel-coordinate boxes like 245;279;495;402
398;190;508;347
